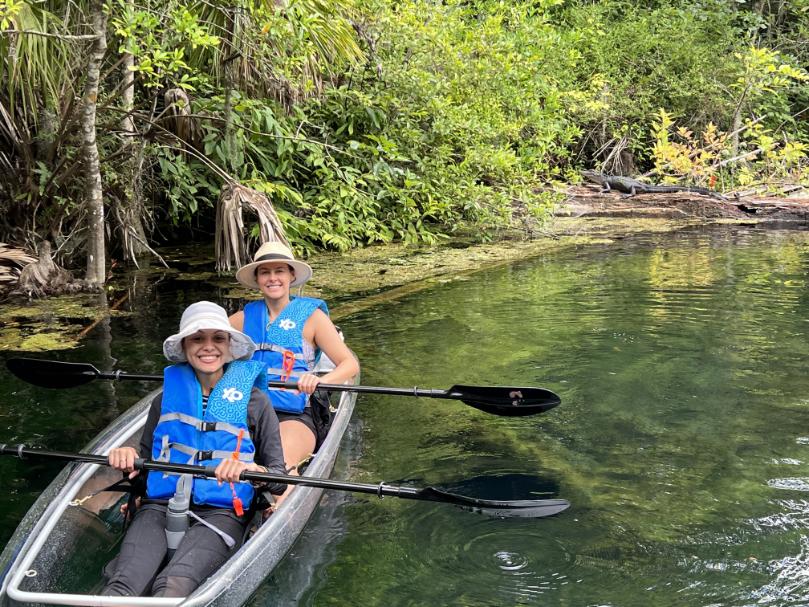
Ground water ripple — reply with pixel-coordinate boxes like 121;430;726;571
750;500;809;533
768;478;809;492
493;550;527;572
460;528;574;601
362;502;576;604
752;535;809;605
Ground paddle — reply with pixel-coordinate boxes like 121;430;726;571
0;444;570;519
5;358;561;417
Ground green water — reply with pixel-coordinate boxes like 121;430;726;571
2;226;809;606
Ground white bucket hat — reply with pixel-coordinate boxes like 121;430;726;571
163;301;256;363
235;241;313;289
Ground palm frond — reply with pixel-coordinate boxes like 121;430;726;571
215;182;289;272
179;0;363;104
1;2;82;124
0;241;36;285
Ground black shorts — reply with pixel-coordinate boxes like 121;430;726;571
276;406;316;437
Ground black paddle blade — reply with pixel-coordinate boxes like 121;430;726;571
449;385;561;417
5;358;99;389
420;487;569;519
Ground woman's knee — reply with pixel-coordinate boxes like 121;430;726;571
152;575;198;598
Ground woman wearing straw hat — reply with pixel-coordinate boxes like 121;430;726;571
102;301;287;597
230;242;359;502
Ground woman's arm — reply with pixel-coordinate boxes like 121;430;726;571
108;392;162;474
300;309;359;391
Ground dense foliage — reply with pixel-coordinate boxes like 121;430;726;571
1;0;807;266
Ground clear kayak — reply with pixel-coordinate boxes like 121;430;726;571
0;361;359;607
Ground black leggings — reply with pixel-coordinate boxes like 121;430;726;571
102;504;246;597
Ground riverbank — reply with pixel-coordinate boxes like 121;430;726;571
2;187;807;352
313;184;808;320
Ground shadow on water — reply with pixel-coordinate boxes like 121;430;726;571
440;473;561;500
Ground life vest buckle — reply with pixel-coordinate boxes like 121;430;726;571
200;421;218;432
197;450;214;461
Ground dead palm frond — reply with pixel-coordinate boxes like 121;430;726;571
0;242;36;285
162;88;198;148
215;182;289;272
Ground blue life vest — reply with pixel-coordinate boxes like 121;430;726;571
146;360;266;509
242;297;328;414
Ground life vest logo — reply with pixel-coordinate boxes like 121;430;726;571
222;387;244;403
279;319;296;330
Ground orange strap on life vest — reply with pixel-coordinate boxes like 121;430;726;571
280;350;295;382
229;429;245;516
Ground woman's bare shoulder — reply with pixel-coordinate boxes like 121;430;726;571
229;310;245;331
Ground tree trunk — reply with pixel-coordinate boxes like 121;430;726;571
118;11;150;265
121;5;135;137
222;6;238;171
82;0;108;285
731;106;742;159
730;84;749;159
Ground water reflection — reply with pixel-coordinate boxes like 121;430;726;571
2;227;809;606
300;227;809;607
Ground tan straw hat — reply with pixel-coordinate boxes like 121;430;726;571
163;301;256;363
235;241;313;289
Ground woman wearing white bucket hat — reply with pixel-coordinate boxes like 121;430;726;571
230;242;359;502
101;301;287;597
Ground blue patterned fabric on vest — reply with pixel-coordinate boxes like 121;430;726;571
242;297;328;413
146;360;266;509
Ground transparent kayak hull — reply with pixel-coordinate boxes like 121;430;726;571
0;370;358;607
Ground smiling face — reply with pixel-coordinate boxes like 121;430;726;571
182;329;232;379
255;262;295;301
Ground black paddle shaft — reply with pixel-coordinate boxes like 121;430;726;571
6;358;561;416
0;445;570;519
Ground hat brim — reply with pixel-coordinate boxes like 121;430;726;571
235;258;313;289
162;319;256;363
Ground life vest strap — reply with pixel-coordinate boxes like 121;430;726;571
254;343;312;363
187;510;237;548
156;412;248;438
169;442;255;464
264;367;305;378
